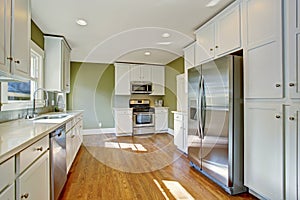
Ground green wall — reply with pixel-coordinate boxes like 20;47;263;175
31;20;44;49
163;57;184;129
67;62;115;129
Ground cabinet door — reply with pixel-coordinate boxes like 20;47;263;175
288;0;300;98
140;65;151;81
215;3;241;56
174;114;184;151
130;64;141;81
63;42;70;93
176;74;187;112
195;23;215;65
114;63;131;95
183;43;195;70
0;0;10;74
151;65;165;95
19;151;50;200
0;184;14;200
115;110;132;134
244;102;283;199
285;105;300;200
155;109;168;132
11;0;30;78
66;129;73;172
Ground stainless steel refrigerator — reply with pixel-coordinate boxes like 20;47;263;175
187;55;247;195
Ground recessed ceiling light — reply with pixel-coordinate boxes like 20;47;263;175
206;0;221;7
144;51;151;56
76;19;87;26
156;42;172;45
162;33;170;38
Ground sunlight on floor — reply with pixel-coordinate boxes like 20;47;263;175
104;142;148;152
153;179;195;200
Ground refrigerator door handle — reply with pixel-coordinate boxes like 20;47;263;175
201;77;206;138
198;75;204;139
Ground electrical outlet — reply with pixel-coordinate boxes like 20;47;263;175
51;100;55;106
98;122;102;128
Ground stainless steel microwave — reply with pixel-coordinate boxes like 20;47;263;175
130;81;152;94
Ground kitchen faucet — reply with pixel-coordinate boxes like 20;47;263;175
31;88;48;118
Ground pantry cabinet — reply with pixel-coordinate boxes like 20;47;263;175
0;0;31;79
195;1;241;65
155;107;168;132
244;102;284;199
44;35;71;93
114;63;131;95
244;0;283;99
114;108;133;135
150;65;165;95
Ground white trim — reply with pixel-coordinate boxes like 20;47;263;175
30;41;44;57
82;128;116;135
168;128;174;135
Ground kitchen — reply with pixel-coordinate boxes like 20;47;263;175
0;0;299;200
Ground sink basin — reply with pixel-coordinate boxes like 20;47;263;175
32;114;71;123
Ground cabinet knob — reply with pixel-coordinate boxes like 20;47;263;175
210;48;213;51
36;147;43;151
215;45;219;48
14;60;20;64
289;116;295;121
275;115;281;119
21;193;29;199
275;84;281;88
289;83;295;87
7;57;13;61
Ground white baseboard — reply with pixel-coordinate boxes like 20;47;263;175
82;128;116;135
168;128;174;135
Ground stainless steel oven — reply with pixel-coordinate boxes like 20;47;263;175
130;99;155;135
133;112;155;128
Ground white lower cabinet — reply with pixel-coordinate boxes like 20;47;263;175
114;108;133;135
0;156;15;200
244;102;284;199
155;107;168;132
18;151;50;200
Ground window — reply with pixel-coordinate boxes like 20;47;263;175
0;41;44;110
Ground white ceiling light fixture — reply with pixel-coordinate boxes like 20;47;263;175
156;41;172;45
206;0;221;7
162;32;170;38
144;51;151;56
76;19;88;26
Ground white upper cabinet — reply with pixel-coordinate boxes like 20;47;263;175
288;0;300;98
183;43;195;70
44;35;71;93
244;0;283;99
0;0;31;79
195;1;241;66
150;65;165;95
114;63;131;95
130;64;151;82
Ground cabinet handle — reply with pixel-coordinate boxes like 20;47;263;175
7;57;13;61
289;83;295;87
289;116;295;121
14;60;20;64
21;193;29;199
36;147;43;151
215;45;219;48
71;134;75;138
275;84;281;88
275;115;281;119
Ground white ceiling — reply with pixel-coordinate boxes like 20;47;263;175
31;0;234;65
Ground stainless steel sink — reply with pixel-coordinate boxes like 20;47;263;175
32;113;71;123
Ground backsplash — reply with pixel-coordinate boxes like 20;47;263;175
0;91;59;123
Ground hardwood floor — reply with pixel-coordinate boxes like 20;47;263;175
60;133;256;200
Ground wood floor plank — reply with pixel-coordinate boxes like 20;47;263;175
60;133;257;200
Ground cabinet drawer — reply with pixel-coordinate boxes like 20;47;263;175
19;136;49;173
174;114;183;121
155;108;168;113
0;157;15;192
66;119;74;132
116;110;132;115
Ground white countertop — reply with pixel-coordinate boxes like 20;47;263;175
0;110;83;163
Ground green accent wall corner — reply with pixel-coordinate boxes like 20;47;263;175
31;20;44;50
